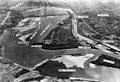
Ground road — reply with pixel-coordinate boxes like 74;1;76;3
71;13;96;45
71;12;120;54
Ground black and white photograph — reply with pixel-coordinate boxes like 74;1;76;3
0;0;120;82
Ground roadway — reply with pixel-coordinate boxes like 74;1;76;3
70;11;120;55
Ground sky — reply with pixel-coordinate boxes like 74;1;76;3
0;0;120;6
0;0;119;12
0;0;119;13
